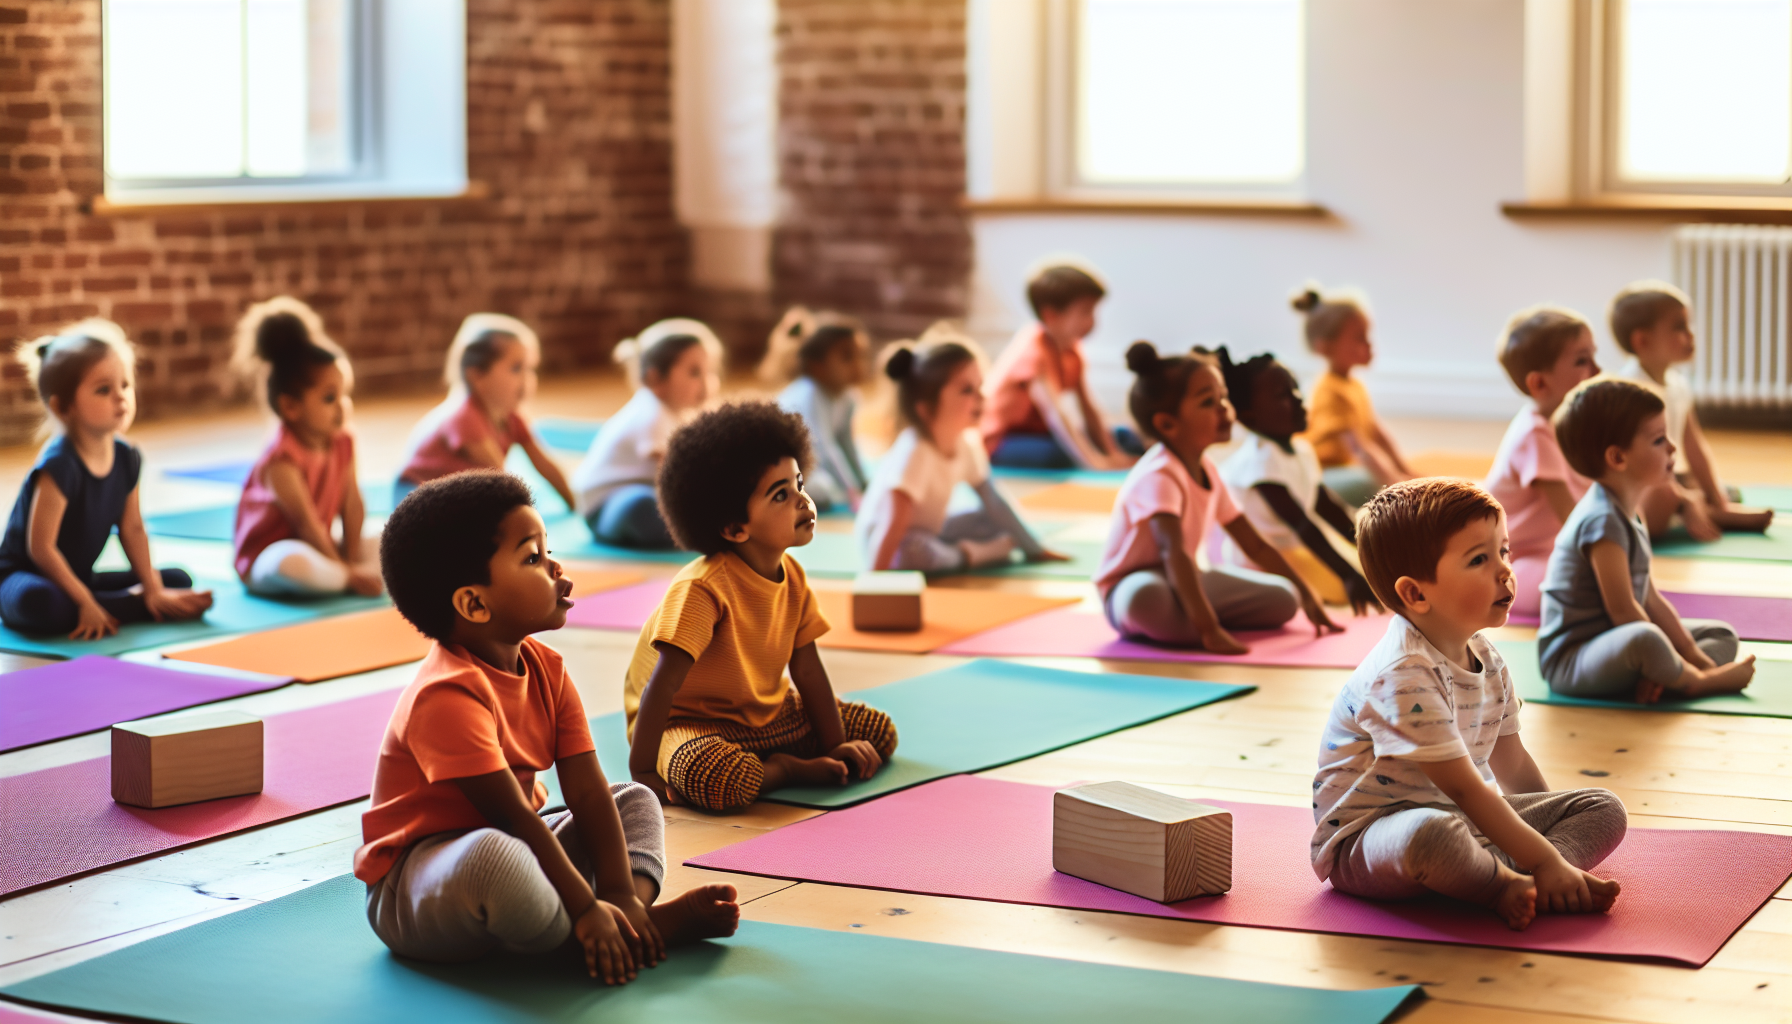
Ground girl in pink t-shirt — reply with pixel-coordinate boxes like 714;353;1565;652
1096;343;1337;653
232;297;380;597
396;314;576;511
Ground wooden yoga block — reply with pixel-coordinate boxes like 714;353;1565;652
111;709;264;809
851;571;925;632
1052;781;1232;903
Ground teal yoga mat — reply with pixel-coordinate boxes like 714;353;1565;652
1652;522;1792;563
580;659;1252;808
0;875;1418;1024
147;485;393;541
1499;638;1792;717
1739;485;1792;512
534;416;604;453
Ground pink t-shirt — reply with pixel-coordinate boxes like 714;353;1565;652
233;425;355;580
1483;405;1589;563
398;397;531;485
978;325;1086;454
1094;444;1241;597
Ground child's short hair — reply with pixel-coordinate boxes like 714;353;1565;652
1497;306;1589;395
1357;478;1505;613
381;470;537;642
1215;346;1279;416
444;313;539;392
881;322;983;431
657;401;813;555
758;306;868;385
1290;283;1369;350
1552;376;1666;479
1026;264;1107;317
15;318;137;430
1608;280;1689;354
612;318;724;390
1125;341;1217;443
232;297;347;411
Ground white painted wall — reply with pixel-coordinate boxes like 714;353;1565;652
966;0;1673;422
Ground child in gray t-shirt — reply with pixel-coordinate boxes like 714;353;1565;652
1538;379;1755;703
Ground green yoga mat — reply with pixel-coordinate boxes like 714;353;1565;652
1498;638;1792;717
1652;523;1792;563
1739;485;1792;513
147;485;394;541
0;875;1417;1024
575;659;1252;808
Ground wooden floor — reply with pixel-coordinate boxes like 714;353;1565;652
0;376;1787;1024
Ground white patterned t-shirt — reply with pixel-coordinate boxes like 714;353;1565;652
1309;615;1522;879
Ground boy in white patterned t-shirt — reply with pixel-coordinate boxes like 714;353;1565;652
1312;478;1627;931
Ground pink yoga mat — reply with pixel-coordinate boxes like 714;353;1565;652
939;607;1394;668
691;775;1792;966
562;579;666;632
1503;592;1786;639
0;688;398;897
0;656;292;753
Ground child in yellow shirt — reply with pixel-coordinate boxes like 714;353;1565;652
1293;285;1415;508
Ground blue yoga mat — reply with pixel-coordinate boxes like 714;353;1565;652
0;874;1418;1024
1739;485;1792;512
164;459;255;485
533;416;604;453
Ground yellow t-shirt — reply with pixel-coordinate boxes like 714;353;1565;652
1302;371;1375;468
624;550;831;736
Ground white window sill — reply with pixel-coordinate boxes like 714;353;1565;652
92;179;485;215
963;195;1329;218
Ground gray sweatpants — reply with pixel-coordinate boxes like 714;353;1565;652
1103;565;1299;645
889;480;1049;574
1329;788;1627;905
365;781;666;963
1545;618;1739;699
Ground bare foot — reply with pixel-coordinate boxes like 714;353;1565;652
762;752;848;791
648;884;740;944
1486;863;1537;931
1586;874;1621;912
1673;656;1756;698
1710;505;1774;534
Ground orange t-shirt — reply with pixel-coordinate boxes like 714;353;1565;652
354;637;595;884
979;325;1085;454
1300;371;1375;468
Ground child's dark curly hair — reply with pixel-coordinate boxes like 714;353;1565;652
381;470;536;642
658;401;813;556
1125;341;1218;443
1215;346;1278;415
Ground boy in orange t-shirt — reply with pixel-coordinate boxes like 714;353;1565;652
358;470;738;985
627;402;897;812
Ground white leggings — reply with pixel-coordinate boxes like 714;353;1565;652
247;539;372;597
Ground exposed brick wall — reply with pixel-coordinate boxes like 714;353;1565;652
773;0;971;343
0;0;685;444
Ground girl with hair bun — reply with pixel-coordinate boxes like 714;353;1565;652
1094;341;1337;653
0;320;212;637
1290;283;1414;507
230;296;381;597
571;318;720;548
854;324;1064;573
759;306;870;512
396;313;576;511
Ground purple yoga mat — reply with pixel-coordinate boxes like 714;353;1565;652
562;579;667;632
0;656;292;753
939;607;1395;668
691;775;1792;966
1661;591;1792;643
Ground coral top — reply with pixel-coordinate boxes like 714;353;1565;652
398;396;530;485
1483;404;1589;564
1094;443;1240;597
978;325;1085;454
1301;371;1375;468
355;638;594;884
233;425;355;580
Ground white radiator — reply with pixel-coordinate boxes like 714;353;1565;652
1671;224;1792;407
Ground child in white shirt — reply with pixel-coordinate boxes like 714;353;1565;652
760;307;870;513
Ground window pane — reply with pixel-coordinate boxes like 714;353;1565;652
1078;0;1304;185
1619;0;1792;183
104;0;244;179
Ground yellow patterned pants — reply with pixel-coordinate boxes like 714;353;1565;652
659;691;897;812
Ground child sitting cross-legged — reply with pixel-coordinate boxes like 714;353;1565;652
760;306;870;513
1314;478;1627;931
1292;285;1415;509
628;402;897;812
1539;378;1756;703
360;471;738;983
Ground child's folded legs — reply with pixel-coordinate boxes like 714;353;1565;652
661;694;897;812
1546;619;1738;699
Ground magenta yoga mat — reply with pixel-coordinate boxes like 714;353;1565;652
0;656;293;753
1661;591;1792;643
690;775;1792;966
561;579;667;632
0;688;398;897
938;607;1395;668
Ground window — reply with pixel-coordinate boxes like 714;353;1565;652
101;0;468;207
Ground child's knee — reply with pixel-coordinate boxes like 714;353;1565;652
1400;811;1480;878
665;736;764;812
840;701;898;758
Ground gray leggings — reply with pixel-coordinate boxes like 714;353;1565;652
1544;619;1739;699
1329;788;1627;905
365;782;665;963
1102;565;1299;645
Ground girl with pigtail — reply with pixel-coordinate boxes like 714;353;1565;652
230;297;381;597
0;320;212;637
759;306;870;512
1291;285;1414;507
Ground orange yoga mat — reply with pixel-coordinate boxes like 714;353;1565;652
1408;450;1493;481
1018;482;1121;514
810;586;1079;654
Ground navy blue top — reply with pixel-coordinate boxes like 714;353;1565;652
0;436;142;584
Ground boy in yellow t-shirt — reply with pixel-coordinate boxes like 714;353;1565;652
625;402;897;812
1291;285;1414;508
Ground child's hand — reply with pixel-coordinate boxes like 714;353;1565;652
1034;547;1074;563
600;892;667;969
347;568;383;597
70;600;119;640
1343;574;1384;616
1634;677;1666;704
632;770;682;806
1200;626;1250;656
1301;595;1343;636
144;588;213;622
1530;857;1602;914
575;900;640;985
828;739;884;780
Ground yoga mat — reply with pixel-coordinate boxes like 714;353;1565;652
543;512;700;567
1653;522;1792;563
0;688;398;896
164;459;253;485
585;659;1252;807
1019;481;1120;514
162;607;431;682
0;583;385;660
1661;590;1792;642
692;775;1792;967
941;605;1395;669
1739;484;1792;512
146;485;395;541
0;876;1419;1024
1498;638;1792;717
991;466;1129;484
0;655;291;752
533;416;603;453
